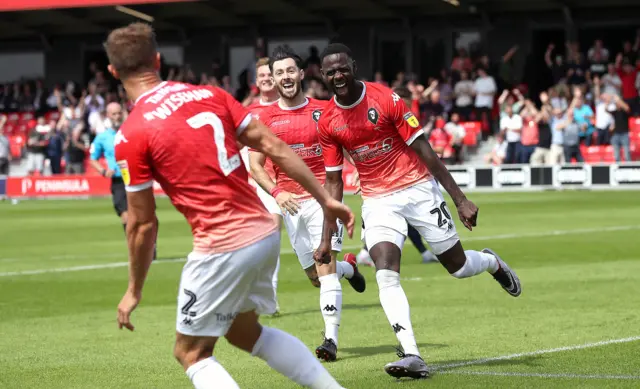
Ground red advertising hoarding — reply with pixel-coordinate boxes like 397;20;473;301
0;0;195;12
6;164;358;198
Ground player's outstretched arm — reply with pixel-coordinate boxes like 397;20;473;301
410;137;478;231
239;119;354;236
117;188;158;331
249;151;277;194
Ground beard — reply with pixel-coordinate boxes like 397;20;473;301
276;81;301;100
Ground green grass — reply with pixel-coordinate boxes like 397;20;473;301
1;191;640;388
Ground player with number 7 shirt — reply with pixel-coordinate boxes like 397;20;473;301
314;43;522;380
107;23;351;389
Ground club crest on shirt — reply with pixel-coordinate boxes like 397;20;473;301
312;110;322;123
367;108;379;125
117;160;130;186
403;112;420;128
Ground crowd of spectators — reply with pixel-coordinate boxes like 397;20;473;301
1;34;639;177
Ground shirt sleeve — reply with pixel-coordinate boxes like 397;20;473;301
220;87;252;135
386;89;424;145
89;135;102;160
114;128;153;192
317;118;344;171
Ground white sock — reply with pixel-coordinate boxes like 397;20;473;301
252;326;344;389
319;273;342;346
335;261;354;279
376;269;421;357
273;255;281;311
186;356;239;389
452;250;499;278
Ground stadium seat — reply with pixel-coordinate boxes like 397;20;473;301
6;113;20;124
4;123;15;135
629;117;640;133
20;112;34;124
45;111;60;122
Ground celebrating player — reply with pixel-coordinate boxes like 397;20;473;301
355;86;439;266
249;46;365;362
315;43;521;379
239;57;283;315
106;23;352;389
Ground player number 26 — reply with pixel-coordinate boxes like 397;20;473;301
187;112;241;176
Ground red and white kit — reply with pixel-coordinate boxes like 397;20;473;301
260;98;343;269
115;81;280;337
317;81;459;255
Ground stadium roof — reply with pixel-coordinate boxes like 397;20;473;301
0;0;637;40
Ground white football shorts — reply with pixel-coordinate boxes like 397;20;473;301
282;198;343;270
175;231;280;337
361;180;459;255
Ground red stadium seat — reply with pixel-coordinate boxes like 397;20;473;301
15;124;28;134
4;124;15;135
20;112;34;124
629;118;640;134
45;111;61;122
6;113;20;124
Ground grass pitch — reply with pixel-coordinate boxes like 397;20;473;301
1;191;639;388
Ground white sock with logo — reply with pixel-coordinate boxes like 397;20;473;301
335;261;354;279
252;326;344;388
319;273;342;346
376;269;421;357
186;357;239;389
452;250;499;278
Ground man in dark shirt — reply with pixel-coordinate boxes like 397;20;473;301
26;117;49;175
608;94;632;162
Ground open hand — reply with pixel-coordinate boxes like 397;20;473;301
275;191;300;215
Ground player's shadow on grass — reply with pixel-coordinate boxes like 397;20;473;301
340;343;449;360
276;303;381;318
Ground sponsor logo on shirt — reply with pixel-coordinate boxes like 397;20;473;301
291;143;322;158
334;124;348;132
351;138;393;162
271;120;291;126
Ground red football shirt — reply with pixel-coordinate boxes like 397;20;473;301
246;99;278;177
114;81;277;254
317;81;431;199
260;98;326;200
429;128;451;151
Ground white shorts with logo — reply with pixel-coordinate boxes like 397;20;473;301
282;198;343;270
256;184;282;216
176;232;280;337
361;180;459;255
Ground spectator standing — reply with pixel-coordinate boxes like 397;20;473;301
558;109;584;163
0;115;10;175
545;44;567;84
438;70;454;114
608;94;632;162
65;121;87;174
420;80;445;124
474;67;497;135
602;64;623;96
593;77;614;145
615;54;639;115
529;93;553;165
451;48;473;73
47;123;65;175
500;104;523;164
373;71;388;87
444;112;466;164
572;94;595;146
587;39;610;63
549;85;569;111
26;117;50;175
519;100;541;163
84;82;105;115
548;108;566;164
453;70;474;120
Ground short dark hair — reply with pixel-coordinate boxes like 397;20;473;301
104;22;158;79
269;45;303;71
320;43;353;62
392;86;411;100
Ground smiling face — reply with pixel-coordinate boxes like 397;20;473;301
321;52;357;98
256;64;274;94
271;57;303;100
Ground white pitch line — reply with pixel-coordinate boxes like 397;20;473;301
434;336;640;371
441;371;640;380
1;225;639;278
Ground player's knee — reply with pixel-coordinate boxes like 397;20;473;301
434;240;466;275
173;341;211;370
305;266;320;287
